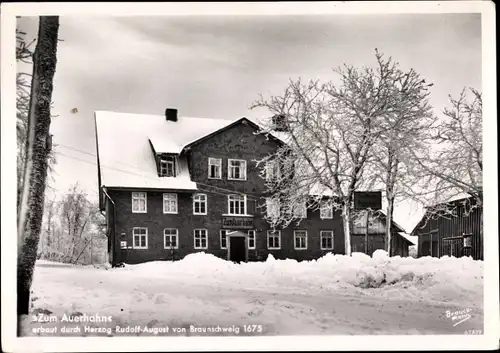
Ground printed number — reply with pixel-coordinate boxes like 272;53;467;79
464;329;482;335
243;324;263;333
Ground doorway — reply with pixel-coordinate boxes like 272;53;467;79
442;237;463;257
228;235;247;263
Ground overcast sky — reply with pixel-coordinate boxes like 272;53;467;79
17;13;482;231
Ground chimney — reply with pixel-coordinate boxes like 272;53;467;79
165;108;178;122
272;114;289;132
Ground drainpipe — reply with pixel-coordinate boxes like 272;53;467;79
102;187;117;267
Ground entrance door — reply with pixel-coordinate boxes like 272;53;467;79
431;241;439;258
229;236;246;263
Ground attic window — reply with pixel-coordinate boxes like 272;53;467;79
160;156;176;177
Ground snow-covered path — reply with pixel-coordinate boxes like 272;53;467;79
25;253;484;336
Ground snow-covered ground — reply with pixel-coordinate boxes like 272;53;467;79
23;251;484;336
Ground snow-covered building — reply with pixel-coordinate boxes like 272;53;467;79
351;211;415;257
95;109;413;266
410;194;483;260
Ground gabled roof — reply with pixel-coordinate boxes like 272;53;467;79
95;110;232;190
379;212;406;233
183;117;285;150
424;192;473;207
410;193;479;235
94;110;285;190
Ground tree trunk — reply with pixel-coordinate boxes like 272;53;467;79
384;150;398;257
342;201;352;256
17;16;59;335
385;195;395;256
479;208;483;260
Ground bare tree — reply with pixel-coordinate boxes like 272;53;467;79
364;51;435;255
59;184;92;261
407;88;482;237
406;90;480;202
38;187;107;265
38;196;58;257
17;16;60;332
432;88;482;201
72;203;106;265
251;50;411;255
74;207;106;265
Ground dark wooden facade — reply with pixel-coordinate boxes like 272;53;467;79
98;116;413;266
99;119;347;266
411;196;483;260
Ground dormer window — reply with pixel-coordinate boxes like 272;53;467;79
160;156;176;177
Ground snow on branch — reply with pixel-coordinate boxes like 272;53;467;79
406;87;482;210
250;49;436;254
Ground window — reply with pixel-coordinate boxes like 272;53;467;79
320;231;334;250
265;160;280;182
160;156;176;177
266;198;280;219
220;230;228;249
267;230;281;249
248;230;256;250
228;159;247;180
208;158;222;179
133;227;148;249
283;158;295;176
294;230;308;250
163;193;178;214
193;194;207;215
194;229;208;249
293;201;307;219
132;192;147;213
320;200;333;219
228;194;246;215
164;229;179;249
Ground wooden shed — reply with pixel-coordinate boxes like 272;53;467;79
351;211;415;257
410;195;483;260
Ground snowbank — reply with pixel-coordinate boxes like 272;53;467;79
119;250;483;306
27;253;484;337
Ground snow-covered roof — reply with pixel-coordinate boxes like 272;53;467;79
425;192;473;208
308;183;335;197
95;110;237;190
441;192;473;204
373;210;405;233
398;232;418;246
148;135;182;155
